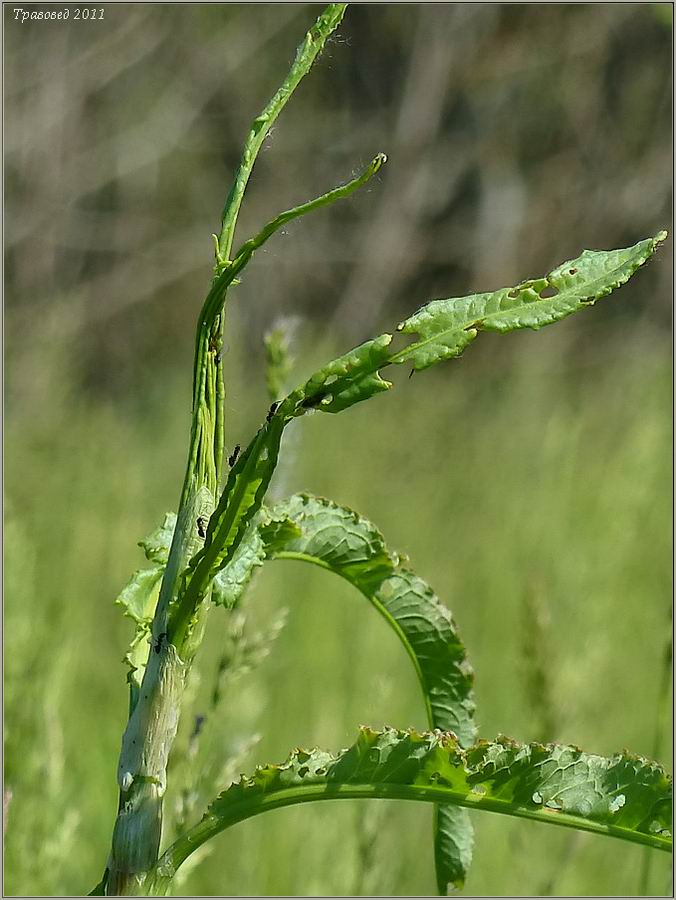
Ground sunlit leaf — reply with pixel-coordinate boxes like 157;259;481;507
147;727;671;895
138;513;177;565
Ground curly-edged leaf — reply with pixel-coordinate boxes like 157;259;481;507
201;493;476;888
274;234;666;409
123;626;153;698
258;514;302;546
211;528;265;609
115;565;163;698
146;728;672;894
138;513;177;565
256;493;476;892
210;514;301;609
115;515;178;700
433;803;472;896
116;567;163;625
396;233;667;371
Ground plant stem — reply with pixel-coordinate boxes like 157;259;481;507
217;3;347;263
103;6;347;894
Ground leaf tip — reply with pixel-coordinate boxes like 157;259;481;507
371;152;388;173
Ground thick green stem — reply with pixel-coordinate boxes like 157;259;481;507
103;6;348;894
106;486;215;896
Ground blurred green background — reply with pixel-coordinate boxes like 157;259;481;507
4;3;672;896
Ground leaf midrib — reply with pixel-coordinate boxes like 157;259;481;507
150;777;670;890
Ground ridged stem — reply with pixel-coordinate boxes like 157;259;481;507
103;6;348;894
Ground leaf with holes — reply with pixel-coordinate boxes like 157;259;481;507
396;233;667;370
145;727;672;895
272;233;667;414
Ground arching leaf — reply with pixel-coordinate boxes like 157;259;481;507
217;492;477;891
263;494;476;744
146;727;671;895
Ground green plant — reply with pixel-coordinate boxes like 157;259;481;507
92;5;670;895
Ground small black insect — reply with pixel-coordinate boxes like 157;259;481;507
196;516;207;538
153;632;168;654
266;401;279;422
228;444;241;467
191;714;206;740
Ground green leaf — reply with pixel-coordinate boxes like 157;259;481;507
115;565;163;694
147;728;671;895
116;567;164;625
239;493;476;891
258;514;302;546
138;513;177;565
179;234;665;648
434;804;473;896
115;516;178;699
275;234;667;408
211;527;265;610
396;233;667;371
210;513;302;609
281;333;394;415
197;420;284;579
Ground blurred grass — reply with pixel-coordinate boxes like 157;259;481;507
4;313;671;896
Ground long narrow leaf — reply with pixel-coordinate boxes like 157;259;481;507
187;233;666;623
396;235;668;370
276;233;666;418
